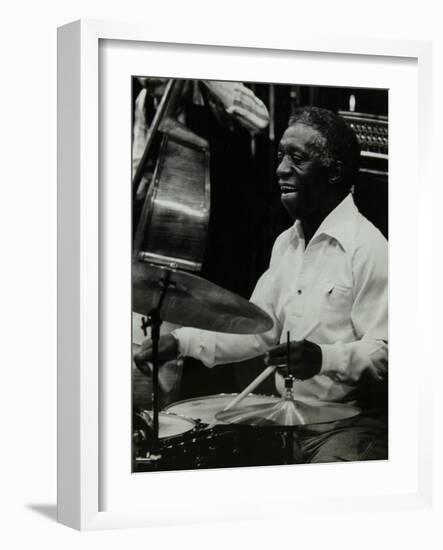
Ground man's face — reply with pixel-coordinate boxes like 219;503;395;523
276;123;330;220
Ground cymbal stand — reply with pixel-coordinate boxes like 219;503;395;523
143;268;173;460
282;331;304;464
281;375;304;464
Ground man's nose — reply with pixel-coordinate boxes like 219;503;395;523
276;157;292;178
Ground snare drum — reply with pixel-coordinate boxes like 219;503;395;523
164;393;280;426
135;395;291;471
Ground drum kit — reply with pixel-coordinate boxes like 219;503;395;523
132;261;361;471
132;78;360;470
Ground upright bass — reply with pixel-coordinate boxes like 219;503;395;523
132;78;211;272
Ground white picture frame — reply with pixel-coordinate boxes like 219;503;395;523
57;19;433;531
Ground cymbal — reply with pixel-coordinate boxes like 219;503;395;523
132;261;274;334
215;397;361;426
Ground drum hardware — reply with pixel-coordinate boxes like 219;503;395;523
164;393;281;426
133;408;198;461
215;375;361;427
132;261;273;334
221;322;320;413
135;267;174;461
134;387;361;468
217;326;358;429
210;376;360;465
161;393;304;466
133;422;302;471
133;312;359;466
134;394;286;468
132;260;274;462
213;333;361;464
217;332;361;431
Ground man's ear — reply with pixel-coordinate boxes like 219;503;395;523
328;160;344;185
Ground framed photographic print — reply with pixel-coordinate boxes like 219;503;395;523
57;19;433;530
130;77;388;472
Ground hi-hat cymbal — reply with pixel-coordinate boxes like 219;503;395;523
215;397;361;426
132;261;274;334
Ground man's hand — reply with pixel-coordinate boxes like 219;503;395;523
133;334;179;377
264;340;322;380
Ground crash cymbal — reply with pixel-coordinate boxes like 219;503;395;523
132;261;274;334
215;397;361;426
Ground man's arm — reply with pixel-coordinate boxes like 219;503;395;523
172;278;280;367
132;88;149;176
201;81;270;134
170;231;291;367
134;271;281;371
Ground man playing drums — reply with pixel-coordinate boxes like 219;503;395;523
134;107;388;463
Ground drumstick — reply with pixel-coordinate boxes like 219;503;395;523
222;320;321;412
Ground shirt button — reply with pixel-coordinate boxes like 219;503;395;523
297;289;302;295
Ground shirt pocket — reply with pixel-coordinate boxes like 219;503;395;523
321;281;353;332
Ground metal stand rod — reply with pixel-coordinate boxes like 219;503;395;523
145;268;173;457
149;308;162;451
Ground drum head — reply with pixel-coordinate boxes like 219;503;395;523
164;393;280;426
139;411;196;439
158;413;195;438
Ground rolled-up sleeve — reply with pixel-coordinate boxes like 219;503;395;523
201;80;270;134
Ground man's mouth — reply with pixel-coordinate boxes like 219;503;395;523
279;184;298;195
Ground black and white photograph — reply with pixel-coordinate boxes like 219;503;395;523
130;77;388;472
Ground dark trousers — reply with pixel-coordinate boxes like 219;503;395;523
294;410;388;463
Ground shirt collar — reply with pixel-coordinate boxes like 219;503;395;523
290;194;359;251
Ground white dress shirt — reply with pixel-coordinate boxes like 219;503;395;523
173;194;388;405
